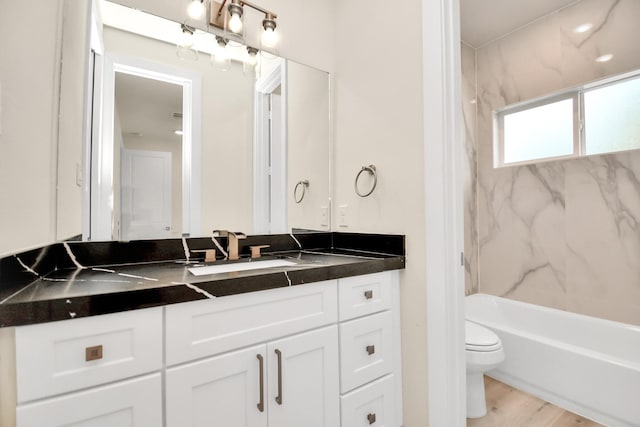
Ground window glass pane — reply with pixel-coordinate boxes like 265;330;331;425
584;75;640;155
502;98;574;164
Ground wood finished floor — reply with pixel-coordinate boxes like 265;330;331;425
466;376;604;427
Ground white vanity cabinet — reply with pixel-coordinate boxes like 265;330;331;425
337;271;403;427
164;280;340;427
10;307;163;427
166;326;339;427
1;270;402;427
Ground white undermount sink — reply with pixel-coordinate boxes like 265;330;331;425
188;259;298;276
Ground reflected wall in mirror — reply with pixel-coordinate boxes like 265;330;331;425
461;0;640;324
86;0;331;241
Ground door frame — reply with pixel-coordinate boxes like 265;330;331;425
422;0;466;425
253;59;288;234
91;53;201;240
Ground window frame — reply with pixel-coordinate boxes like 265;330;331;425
493;68;640;168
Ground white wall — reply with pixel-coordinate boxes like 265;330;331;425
333;0;429;424
56;0;91;242
0;1;62;256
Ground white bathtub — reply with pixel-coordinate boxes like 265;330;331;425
466;293;640;427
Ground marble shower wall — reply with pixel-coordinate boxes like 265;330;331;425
462;43;478;295
475;0;640;325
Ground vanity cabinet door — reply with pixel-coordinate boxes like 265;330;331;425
16;373;161;427
267;325;339;427
166;345;268;427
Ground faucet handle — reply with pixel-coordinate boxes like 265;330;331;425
250;245;270;259
192;249;216;262
212;229;229;237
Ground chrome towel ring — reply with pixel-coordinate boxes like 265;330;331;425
355;165;377;197
294;180;309;203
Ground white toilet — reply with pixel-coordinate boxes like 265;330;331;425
465;320;505;418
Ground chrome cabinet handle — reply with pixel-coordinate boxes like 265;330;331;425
367;413;377;424
364;290;373;299
275;349;283;405
366;345;375;355
257;354;265;412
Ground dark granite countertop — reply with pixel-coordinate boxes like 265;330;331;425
0;232;405;327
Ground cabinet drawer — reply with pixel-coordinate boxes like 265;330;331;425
15;307;162;403
341;375;396;427
16;373;162;427
339;311;393;393
338;272;391;321
166;280;338;365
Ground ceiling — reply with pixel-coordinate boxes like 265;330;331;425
460;0;578;47
115;72;183;145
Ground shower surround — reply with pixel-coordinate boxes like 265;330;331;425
464;0;640;325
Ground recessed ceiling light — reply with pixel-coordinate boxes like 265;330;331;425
174;130;184;135
596;54;613;63
573;23;593;33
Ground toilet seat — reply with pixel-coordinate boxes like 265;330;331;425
465;321;502;352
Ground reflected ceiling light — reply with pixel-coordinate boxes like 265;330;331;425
213;36;231;71
174;130;184;135
178;23;196;47
208;0;278;49
573;23;593;33
246;46;258;67
177;24;198;60
187;0;206;19
596;53;614;63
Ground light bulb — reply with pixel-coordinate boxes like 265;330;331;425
229;13;243;33
178;31;194;48
262;27;277;48
187;0;205;19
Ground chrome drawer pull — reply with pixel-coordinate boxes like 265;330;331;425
275;349;283;405
257;354;265;412
85;345;103;362
367;413;376;424
366;345;375;355
364;290;373;299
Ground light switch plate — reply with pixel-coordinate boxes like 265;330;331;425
338;204;349;228
320;206;329;227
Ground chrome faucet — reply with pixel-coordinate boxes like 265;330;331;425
213;230;246;260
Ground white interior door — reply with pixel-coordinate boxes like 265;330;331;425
121;149;172;240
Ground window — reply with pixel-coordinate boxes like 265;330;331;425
494;70;640;167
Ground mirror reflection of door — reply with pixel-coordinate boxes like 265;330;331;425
114;72;183;240
121;149;172;240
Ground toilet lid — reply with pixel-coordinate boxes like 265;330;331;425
465;321;502;352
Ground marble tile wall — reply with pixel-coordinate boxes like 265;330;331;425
473;0;640;325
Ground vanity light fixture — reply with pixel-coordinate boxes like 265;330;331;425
208;0;278;49
174;130;184;136
187;0;206;19
227;0;244;34
261;12;278;48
